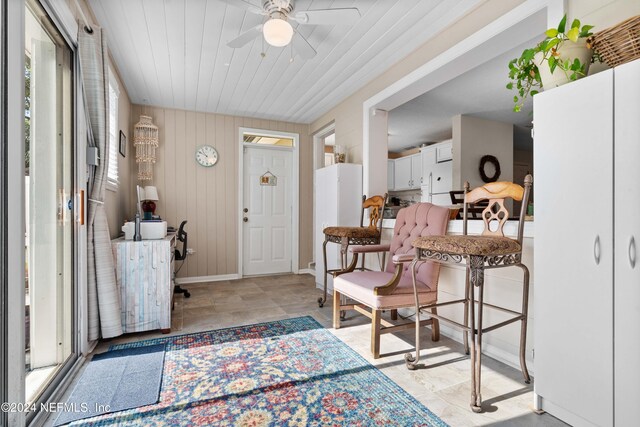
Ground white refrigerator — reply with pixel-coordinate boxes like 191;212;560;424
421;161;453;206
314;163;363;292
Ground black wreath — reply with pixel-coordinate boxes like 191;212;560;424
479;155;501;183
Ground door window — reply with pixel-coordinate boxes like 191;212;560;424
243;132;294;147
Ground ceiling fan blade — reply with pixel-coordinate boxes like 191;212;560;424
293;8;360;25
227;25;262;48
293;30;316;59
217;0;264;15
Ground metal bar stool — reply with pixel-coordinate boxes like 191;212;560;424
405;175;532;413
318;194;387;307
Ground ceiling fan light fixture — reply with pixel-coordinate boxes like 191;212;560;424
263;18;293;47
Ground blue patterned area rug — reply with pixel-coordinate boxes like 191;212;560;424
70;316;447;426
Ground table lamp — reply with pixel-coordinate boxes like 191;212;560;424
142;185;159;220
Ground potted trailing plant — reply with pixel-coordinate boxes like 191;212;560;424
508;15;595;112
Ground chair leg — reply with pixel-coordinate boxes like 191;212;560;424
469;256;484;413
463;269;470;355
405;259;421;370
371;309;381;359
474;274;485;413
333;290;342;329
519;264;531;384
318;239;329;307
390;309;398;321
431;306;440;342
468;264;478;412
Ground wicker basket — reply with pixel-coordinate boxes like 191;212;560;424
589;15;640;67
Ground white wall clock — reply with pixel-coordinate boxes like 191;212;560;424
195;145;218;167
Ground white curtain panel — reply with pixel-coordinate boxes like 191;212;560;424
78;25;122;340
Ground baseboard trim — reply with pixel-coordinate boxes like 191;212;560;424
175;274;240;285
298;269;315;276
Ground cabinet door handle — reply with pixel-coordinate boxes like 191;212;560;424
629;236;636;268
593;235;601;265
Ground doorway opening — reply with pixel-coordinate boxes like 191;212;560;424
362;0;562;197
238;128;299;277
311;123;336;265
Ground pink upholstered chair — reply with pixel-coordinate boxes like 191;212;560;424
332;203;450;358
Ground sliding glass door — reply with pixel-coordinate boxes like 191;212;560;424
24;0;75;404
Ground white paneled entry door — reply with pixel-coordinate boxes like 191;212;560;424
242;146;293;275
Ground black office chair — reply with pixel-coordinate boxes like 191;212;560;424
174;220;191;298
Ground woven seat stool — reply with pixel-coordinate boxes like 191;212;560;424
318;194;386;307
405;175;532;413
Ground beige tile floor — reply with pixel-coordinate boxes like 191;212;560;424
48;274;567;426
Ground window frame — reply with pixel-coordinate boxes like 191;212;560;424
106;67;119;191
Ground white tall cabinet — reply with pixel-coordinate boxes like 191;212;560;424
314;164;363;289
612;58;640;427
534;59;640;427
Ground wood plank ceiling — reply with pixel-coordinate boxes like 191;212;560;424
89;0;480;124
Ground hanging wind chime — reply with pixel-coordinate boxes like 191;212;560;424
133;115;158;181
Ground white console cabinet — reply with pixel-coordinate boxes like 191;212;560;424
112;234;176;333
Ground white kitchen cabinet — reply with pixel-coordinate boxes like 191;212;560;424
421;144;436;171
392;153;421;190
387;159;395;190
435;140;453;162
534;60;640;427
393;156;412;190
410;154;422;188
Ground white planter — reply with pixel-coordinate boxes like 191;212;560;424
534;39;593;89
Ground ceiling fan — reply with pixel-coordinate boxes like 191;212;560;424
221;0;361;59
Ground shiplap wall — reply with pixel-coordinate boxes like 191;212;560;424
129;105;312;278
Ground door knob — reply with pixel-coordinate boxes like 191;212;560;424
243;208;248;213
629;236;636;268
593;235;601;265
243;217;248;223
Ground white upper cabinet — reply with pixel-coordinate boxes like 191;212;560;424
393;156;412;191
387;159;395;191
411;154;422;188
421;145;436;173
435;140;453;162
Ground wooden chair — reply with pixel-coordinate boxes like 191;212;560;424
332;203;450;358
318;194;387;307
408;175;533;413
